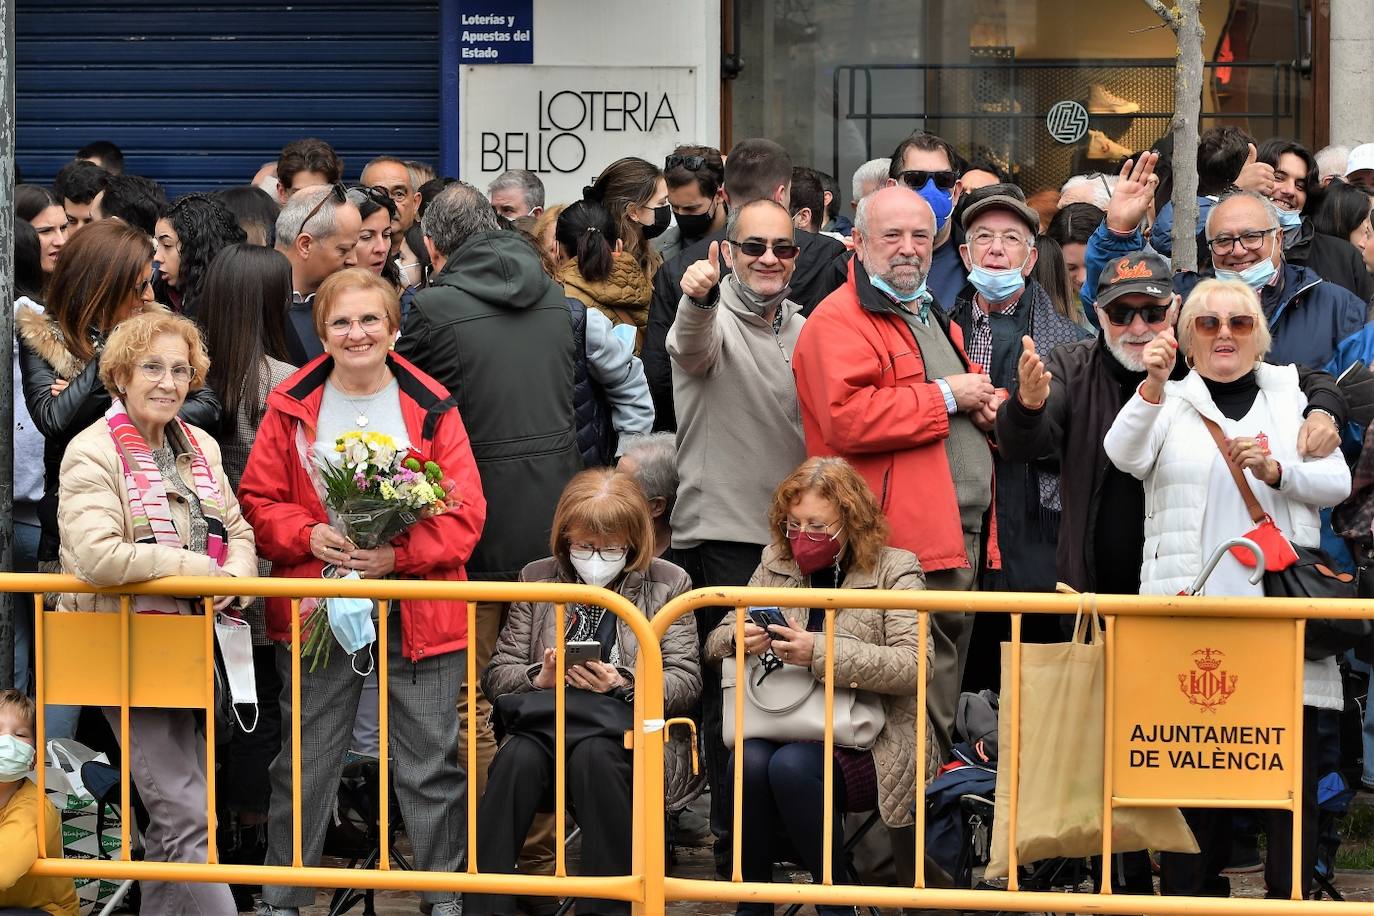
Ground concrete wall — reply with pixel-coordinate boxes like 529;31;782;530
1331;0;1374;148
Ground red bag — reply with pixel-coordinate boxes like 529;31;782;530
1202;417;1298;572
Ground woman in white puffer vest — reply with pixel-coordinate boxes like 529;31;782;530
1104;277;1350;899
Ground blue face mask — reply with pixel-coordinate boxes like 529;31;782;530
1275;207;1302;230
967;251;1030;304
918;179;954;232
326;571;377;676
1215;255;1279;291
869;271;930;305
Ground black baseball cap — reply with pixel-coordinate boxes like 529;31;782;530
1096;251;1173;307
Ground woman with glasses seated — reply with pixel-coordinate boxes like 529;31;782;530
346;186;404;289
56;311;256;912
18;221;221;582
703;457;937;916
469;468;700;916
1105;278;1350;899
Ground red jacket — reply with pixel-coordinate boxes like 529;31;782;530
792;258;999;574
238;353;487;661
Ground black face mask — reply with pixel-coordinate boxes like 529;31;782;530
674;203;716;240
641;204;672;240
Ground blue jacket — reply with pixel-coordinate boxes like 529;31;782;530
1083;222;1368;371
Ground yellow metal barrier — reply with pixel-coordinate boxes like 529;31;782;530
12;572;668;914
9;571;1374;914
650;586;1373;915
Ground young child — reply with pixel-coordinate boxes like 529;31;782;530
0;689;78;916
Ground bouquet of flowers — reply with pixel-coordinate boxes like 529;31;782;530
301;430;458;670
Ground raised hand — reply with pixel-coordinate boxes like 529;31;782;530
681;240;722;301
1235;143;1276;197
1139;327;1177;403
1105;151;1160;233
1016;335;1051;410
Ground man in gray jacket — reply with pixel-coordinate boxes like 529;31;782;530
667;197;806;873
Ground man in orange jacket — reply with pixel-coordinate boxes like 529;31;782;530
792;184;1000;760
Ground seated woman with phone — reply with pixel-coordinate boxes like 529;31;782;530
704;457;936;916
470;468;701;916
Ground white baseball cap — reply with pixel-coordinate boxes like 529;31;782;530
1345;143;1374;176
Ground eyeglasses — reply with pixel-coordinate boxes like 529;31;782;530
569;544;628;562
326;314;386;336
139;360;196;384
347;185;394;209
665;154;722;178
1193;314;1257;337
1206;227;1278;255
727;239;801;259
967;229;1029;250
897;169;959;191
294;182;348;239
782;519;841;542
1103;303;1171;327
133;276;153;297
370;183;413;203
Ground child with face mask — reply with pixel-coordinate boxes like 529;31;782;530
0;689;79;916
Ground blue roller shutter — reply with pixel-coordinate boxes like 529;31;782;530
16;0;441;196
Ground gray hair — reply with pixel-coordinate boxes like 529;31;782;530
1059;173;1116;210
487;169;545;210
725;198;791;240
853;186;933;237
1314;144;1352;182
422;182;501;257
1205;189;1280;239
850;158;892;203
620;433;678;511
276;185;346;242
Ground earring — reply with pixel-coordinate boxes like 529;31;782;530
1185;354;1195;369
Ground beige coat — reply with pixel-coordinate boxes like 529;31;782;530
704;544;938;828
484;556;703;810
57;418;258;612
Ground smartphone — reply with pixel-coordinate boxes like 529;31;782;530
747;606;789;636
563;641;603;667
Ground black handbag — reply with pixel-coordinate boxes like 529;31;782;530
1203;417;1366;660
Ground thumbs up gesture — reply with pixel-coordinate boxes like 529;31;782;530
682;240;722;302
1015;335;1052;410
1235;143;1276;197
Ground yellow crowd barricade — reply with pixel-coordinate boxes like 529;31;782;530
6;570;1374;914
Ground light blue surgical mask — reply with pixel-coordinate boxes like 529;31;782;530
968;251;1030;304
1215;256;1279;291
917;179;954;232
869;271;931;306
1275;207;1302;230
326;571;376;676
0;734;35;783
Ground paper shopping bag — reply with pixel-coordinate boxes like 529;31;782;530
44;739;125;914
986;612;1197;876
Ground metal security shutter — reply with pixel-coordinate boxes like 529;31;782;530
17;0;441;196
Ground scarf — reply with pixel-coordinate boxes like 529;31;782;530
106;399;227;612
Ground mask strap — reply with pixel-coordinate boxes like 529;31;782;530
352;644;376;678
233;703;260;734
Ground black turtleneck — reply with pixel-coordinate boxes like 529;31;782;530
1202;370;1260;421
1095;335;1151;595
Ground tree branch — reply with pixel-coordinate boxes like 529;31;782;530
1142;0;1180;33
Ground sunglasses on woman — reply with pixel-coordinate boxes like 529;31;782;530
1193;314;1256;337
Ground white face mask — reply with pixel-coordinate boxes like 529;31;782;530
571;554;627;588
0;734;36;783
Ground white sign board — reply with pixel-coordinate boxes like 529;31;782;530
461;65;699;207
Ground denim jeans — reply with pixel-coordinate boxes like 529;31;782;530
9;520;39;694
1350;656;1374;786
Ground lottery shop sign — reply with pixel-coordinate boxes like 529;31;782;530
1112;616;1298;802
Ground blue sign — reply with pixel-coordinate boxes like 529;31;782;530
458;0;533;64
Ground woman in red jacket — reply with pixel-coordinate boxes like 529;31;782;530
239;268;485;916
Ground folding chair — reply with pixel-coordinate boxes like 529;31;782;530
323;753;410;916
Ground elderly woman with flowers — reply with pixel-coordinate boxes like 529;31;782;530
238;268;486;916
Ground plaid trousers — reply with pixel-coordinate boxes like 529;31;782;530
260;610;467;908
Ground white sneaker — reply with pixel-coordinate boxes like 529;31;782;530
1086;129;1133;160
1089;84;1140;114
256;905;299;916
431;901;463;916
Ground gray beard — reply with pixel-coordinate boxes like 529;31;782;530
1105;333;1152;373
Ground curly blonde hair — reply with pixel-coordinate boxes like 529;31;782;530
768;457;889;573
99;311;209;400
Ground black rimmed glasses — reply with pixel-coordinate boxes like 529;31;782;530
569;544;628;562
293;182;348;238
1207;227;1278;256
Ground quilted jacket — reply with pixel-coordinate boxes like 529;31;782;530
703;543;939;828
483;556;704;810
559;251;653;353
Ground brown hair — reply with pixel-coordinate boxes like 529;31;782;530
585;157;663;276
550;468;656;576
99;311;210;400
0;689;35;734
312;267;402;341
768;457;889;573
47;220;155;362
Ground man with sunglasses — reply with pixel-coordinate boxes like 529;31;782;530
1084;153;1368;374
666;198;807;877
275;183;362;364
792;184;1000;763
883;131;970;306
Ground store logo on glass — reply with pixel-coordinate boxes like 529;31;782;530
1046;101;1089;145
